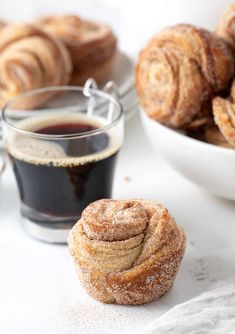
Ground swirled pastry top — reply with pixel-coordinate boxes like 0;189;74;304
68;199;186;305
0;23;72;107
135;24;234;129
36;15;117;66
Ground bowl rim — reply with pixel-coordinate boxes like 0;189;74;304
140;107;235;156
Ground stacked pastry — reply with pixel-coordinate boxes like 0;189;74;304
136;24;234;130
136;1;235;149
0;23;72;108
68;199;186;305
36;15;137;121
37;15;117;86
0;15;117;107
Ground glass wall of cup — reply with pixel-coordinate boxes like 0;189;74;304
2;85;124;243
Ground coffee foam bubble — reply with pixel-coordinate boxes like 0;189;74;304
7;114;122;167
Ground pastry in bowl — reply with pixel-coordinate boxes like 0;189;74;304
37;15;117;85
212;96;235;147
216;1;235;48
0;23;72;107
68;199;186;305
135;24;234;129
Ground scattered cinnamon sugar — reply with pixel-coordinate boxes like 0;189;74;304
44;299;160;334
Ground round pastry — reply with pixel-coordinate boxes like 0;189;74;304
216;1;235;48
68;199;186;305
213;96;235;147
37;15;117;85
205;124;234;148
0;23;72;107
135;24;234;129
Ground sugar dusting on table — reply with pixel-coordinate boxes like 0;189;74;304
43;297;165;334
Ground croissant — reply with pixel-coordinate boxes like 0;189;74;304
216;2;235;48
68;199;186;305
0;23;72;107
135;24;234;129
37;15;117;85
213;96;235;147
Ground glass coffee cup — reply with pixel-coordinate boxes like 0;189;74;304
2;83;124;243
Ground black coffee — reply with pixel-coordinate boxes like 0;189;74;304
9;117;120;222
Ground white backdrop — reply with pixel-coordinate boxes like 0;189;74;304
119;0;234;55
0;0;233;56
0;0;121;35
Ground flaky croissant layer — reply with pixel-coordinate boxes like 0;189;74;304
68;199;186;305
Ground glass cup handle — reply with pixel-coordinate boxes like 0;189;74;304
83;78;98;117
83;78;121;121
103;81;120;122
0;150;6;176
83;78;98;97
83;78;120;99
102;81;120;100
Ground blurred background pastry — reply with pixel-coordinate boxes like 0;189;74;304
0;13;137;145
135;24;234;130
37;15;117;85
0;23;72;107
68;199;186;305
216;1;235;48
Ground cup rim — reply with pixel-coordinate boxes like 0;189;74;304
2;85;123;140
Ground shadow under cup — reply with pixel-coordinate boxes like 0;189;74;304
2;86;124;243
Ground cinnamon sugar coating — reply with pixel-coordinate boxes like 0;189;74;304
213;96;235;147
135;24;234;129
82;199;148;241
68;199;186;305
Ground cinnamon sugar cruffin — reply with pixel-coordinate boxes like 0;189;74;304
37;15;117;85
0;23;72;107
68;199;186;305
205;2;235;149
135;24;234;129
213;97;235;147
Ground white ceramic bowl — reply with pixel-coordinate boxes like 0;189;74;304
140;108;235;200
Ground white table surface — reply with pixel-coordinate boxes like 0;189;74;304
1;112;235;334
